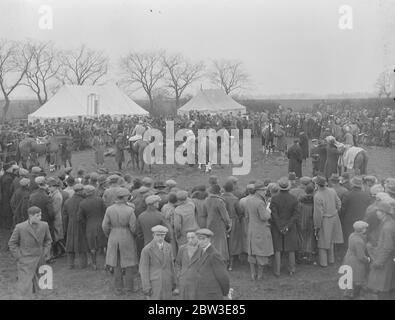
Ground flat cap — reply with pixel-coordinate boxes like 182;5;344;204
196;228;214;237
27;206;41;215
19;168;29;177
151;225;168;234
73;183;84;191
19;178;30;186
117;187;131;198
142;177;154;185
31;166;42;174
35;176;46;185
176;190;188;201
107;175;120;183
84;185;96;194
145;195;161;205
300;176;313;185
165;179;177;187
353;220;369;233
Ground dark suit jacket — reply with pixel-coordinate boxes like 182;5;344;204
28;189;54;225
137;208;170;245
195;244;230;300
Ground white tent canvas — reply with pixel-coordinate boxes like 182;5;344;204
28;84;148;121
177;89;246;115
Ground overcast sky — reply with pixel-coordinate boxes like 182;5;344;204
1;0;394;99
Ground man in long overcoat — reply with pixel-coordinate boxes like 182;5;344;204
194;228;230;300
102;188;138;294
270;177;300;276
79;185;107;270
63;184;88;269
139;225;177;300
0;163;18;229
340;176;372;250
221;181;243;270
173;191;198;247
244;181;273;280
286;140;303;178
8;206;52;298
203;184;231;263
175;229;202;300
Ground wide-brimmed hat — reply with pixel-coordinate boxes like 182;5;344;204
278;177;291;191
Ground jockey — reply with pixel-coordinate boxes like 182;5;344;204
129;120;146;143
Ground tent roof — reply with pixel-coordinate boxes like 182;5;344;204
28;84;148;121
177;89;246;114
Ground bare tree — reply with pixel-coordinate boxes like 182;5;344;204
162;53;204;107
23;41;61;106
376;70;394;98
58;44;108;85
0;39;33;123
119;51;164;112
209;59;249;95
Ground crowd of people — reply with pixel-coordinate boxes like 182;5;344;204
1;158;395;300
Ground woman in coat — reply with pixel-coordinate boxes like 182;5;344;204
102;188;139;295
221;181;243;270
343;221;370;299
296;184;316;264
270;177;300;277
367;201;395;299
244;181;273;280
203;184;231;263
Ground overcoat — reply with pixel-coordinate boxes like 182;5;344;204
8;220;52;296
63;193;88;253
343;232;369;285
102;202;138;268
297;194;316;254
139;240;176;300
340;189;372;243
194;245;230;300
287;144;303;178
10;186;30;225
270;191;300;252
78;195;107;250
175;244;202;300
161;203;178;257
174;200;198;246
191;191;208;228
50;189;64;242
204;195;231;261
137;208;170;246
244;194;273;257
367;216;395;293
1;172;15;229
222;192;243;256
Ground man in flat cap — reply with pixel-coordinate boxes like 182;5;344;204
79;185;106;270
174;190;198;247
194;228;230;300
367;201;395;299
136;195;170;251
139;225;177;300
175;228;201;300
28;177;54;254
62;184;88;269
8;206;52;298
328;174;348;201
102;188;138;294
10;178;31;226
165;180;177;193
204;184;231;264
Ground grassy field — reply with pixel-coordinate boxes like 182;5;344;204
1;137;394;300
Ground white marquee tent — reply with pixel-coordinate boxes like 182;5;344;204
177;89;246;115
28;84;148;122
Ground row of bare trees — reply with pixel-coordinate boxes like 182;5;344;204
0;39;250;121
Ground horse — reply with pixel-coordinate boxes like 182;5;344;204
128;139;151;173
337;144;369;176
18;136;61;170
261;123;274;154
